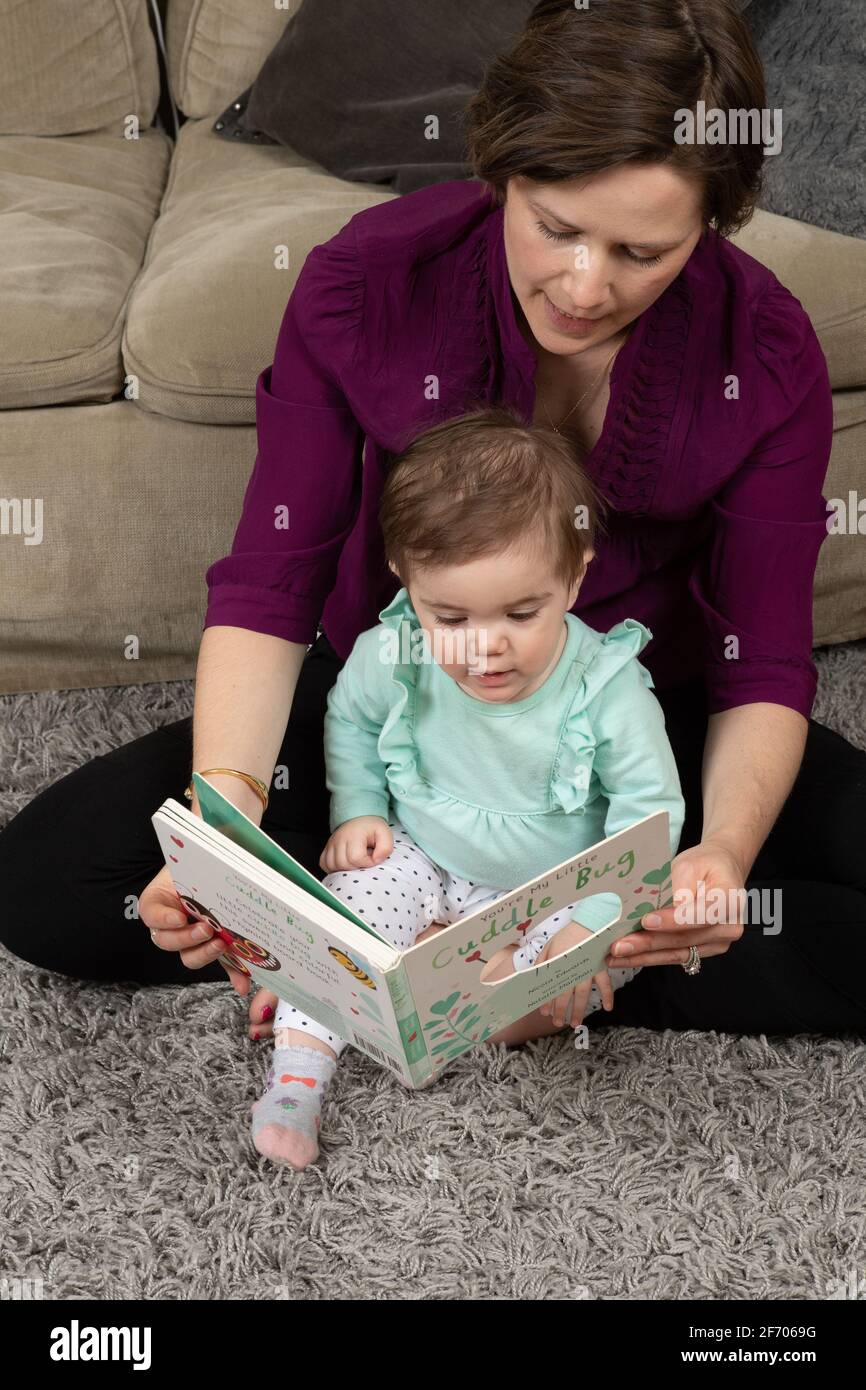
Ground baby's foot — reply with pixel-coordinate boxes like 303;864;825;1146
251;1045;338;1170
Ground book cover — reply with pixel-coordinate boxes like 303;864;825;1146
152;774;673;1088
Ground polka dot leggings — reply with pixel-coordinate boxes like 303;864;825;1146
274;819;642;1053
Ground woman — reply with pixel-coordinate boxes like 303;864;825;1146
2;0;864;1042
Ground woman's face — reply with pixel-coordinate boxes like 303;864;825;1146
503;164;706;359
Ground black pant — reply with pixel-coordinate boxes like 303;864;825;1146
1;635;864;1036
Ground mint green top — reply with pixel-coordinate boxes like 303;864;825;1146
323;587;685;902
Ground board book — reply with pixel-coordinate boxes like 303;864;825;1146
152;773;673;1089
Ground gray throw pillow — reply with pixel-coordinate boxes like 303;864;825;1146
212;0;535;193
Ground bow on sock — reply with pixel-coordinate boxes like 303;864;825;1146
280;1074;317;1088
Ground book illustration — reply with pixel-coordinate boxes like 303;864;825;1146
352;991;384;1018
327;947;378;989
345;987;387;1030
172;882;282;977
424;993;497;1060
327;948;398;1031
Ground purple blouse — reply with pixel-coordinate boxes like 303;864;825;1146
204;179;833;719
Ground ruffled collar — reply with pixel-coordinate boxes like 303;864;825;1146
376;584;652;716
377;585;433;673
378;584;419;631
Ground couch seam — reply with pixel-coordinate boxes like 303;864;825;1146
111;0;142;128
179;0;206;115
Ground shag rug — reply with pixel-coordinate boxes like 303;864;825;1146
1;641;864;1299
747;0;865;239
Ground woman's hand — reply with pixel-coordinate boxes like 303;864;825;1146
319;816;393;872
140;863;231;971
605;839;746;970
141;864;278;1039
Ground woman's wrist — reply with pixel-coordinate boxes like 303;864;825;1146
190;773;267;826
700;704;808;885
697;830;750;881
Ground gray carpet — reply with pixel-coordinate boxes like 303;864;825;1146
1;641;864;1300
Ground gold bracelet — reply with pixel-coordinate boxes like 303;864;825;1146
184;768;269;812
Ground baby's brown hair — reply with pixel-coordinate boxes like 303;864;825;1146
379;404;608;589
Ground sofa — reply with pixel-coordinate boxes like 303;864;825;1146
1;0;864;695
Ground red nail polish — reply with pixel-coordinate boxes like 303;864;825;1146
250;1030;258;1040
261;1006;273;1021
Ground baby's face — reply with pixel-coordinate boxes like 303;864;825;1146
402;545;590;704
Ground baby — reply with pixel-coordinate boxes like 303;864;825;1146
252;403;685;1168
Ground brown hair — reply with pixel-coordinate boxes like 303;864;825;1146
379;404;609;589
463;0;766;238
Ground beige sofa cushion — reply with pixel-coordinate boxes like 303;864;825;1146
0;399;254;693
731;210;866;391
122;117;395;423
166;0;300;119
815;388;866;645
0;0;159;136
0;129;173;409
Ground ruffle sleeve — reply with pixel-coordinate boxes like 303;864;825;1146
373;585;427;800
550;619;653;815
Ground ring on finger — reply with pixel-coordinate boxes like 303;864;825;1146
682;944;702;975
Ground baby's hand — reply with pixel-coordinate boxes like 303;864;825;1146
536;919;614;1029
319;817;394;873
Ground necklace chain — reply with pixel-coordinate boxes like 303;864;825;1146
539;333;627;435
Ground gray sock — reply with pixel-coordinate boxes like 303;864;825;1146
251;1045;338;1167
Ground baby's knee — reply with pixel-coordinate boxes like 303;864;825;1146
414;920;450;945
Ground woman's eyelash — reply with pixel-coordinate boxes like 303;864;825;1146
434;611;539;626
625;249;662;267
536;219;578;244
535;219;662;267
